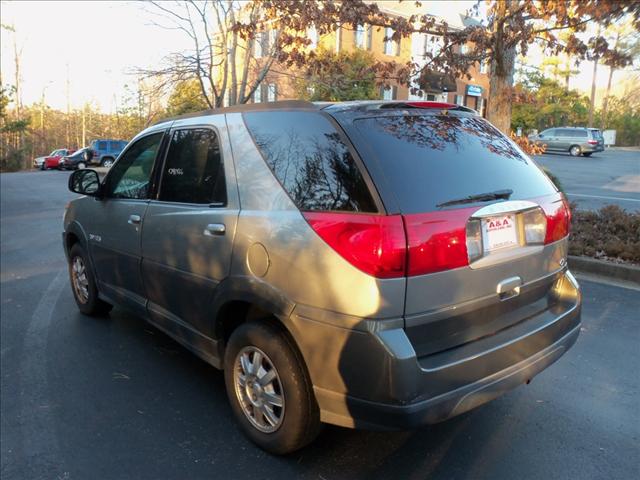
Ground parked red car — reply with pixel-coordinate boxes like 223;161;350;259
42;149;76;170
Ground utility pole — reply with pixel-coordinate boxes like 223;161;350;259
66;63;71;147
82;105;86;147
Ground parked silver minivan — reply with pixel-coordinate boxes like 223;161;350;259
63;100;581;454
530;127;605;156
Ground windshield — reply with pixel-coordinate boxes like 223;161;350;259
348;113;557;213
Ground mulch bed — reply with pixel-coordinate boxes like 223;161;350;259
569;204;640;265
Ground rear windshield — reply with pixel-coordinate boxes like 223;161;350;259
590;129;603;139
349;113;556;213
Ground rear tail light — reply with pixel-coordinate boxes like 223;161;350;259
404;208;476;276
302;212;406;278
303;194;571;279
539;195;571;244
588;140;598;145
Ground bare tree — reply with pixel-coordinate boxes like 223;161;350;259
139;1;283;108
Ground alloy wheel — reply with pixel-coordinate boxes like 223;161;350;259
233;346;285;433
71;256;90;304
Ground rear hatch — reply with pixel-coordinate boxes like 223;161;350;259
589;128;605;148
331;106;570;358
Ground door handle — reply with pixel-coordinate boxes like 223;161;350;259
128;214;141;225
204;223;226;236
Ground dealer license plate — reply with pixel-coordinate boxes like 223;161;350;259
482;214;518;252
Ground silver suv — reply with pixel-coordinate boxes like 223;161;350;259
529;127;605;156
63;100;582;454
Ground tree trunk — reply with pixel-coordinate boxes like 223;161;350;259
601;66;614;129
486;0;516;134
588;57;598;127
601;32;619;130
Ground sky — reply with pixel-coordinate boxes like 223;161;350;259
0;0;634;113
1;0;194;112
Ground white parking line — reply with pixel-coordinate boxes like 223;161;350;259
566;192;640;202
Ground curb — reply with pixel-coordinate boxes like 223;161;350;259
568;255;640;284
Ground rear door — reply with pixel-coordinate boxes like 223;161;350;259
141;116;239;340
88;131;166;314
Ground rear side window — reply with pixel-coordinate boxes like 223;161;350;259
159;128;226;205
109;141;122;151
243;111;377;212
559;129;587;137
348;113;556;214
97;141;108;150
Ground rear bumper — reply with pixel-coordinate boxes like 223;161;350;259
583;144;604;153
292;270;581;430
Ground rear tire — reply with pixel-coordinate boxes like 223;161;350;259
569;145;581;157
68;243;112;316
224;321;321;455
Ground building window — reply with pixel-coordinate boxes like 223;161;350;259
424;34;442;58
354;24;372;50
335;25;342;52
454;94;464;106
381;86;397;100
253;85;262;103
269;29;278;50
479;59;488;74
426;94;436;101
267;83;277;102
460;44;469;54
254;31;266;58
308;26;318;49
478;97;486;116
384;27;399;56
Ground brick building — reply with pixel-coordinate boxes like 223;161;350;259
250;1;490;116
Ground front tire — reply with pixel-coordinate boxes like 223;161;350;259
101;157;114;168
224;321;321;454
569;145;581;157
68;243;112;316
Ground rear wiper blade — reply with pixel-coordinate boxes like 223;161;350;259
436;189;513;208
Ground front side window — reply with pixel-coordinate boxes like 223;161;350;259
98;141;108;151
159;128;226;205
243;111;377;212
105;132;163;200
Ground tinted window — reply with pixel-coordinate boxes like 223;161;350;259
348;113;556;214
541;129;555;137
243;111;377;212
109;141;122;151
559;129;587;137
590;129;603;139
97;141;108;150
106;133;163;200
159;128;226;205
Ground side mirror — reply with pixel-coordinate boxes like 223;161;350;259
538;134;544;138
69;169;101;196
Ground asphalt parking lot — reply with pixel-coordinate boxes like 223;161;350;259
533;148;640;211
1;170;639;480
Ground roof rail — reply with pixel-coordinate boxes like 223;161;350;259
152;100;318;126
